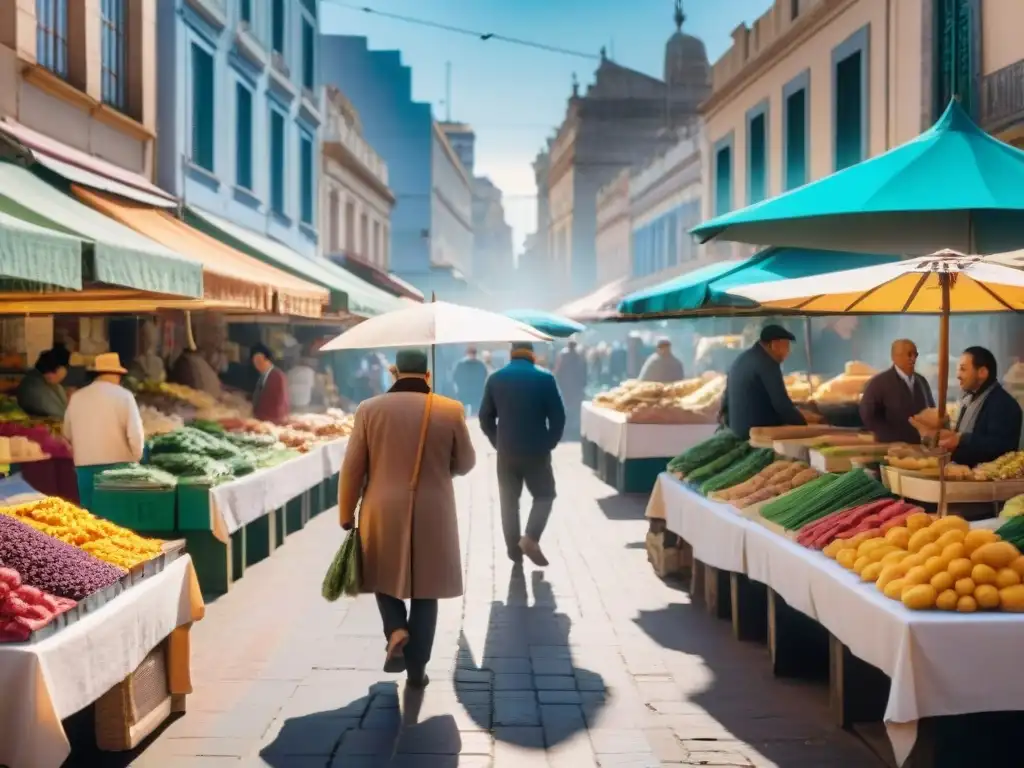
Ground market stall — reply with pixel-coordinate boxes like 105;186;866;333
645;426;1024;765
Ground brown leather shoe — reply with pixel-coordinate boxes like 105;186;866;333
519;536;549;567
384;629;409;673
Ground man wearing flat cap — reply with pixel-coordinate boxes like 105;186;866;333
338;348;476;687
479;342;566;567
721;324;807;440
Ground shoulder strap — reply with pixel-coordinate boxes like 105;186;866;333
409;394;434;492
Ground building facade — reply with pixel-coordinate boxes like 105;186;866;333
439;122;475;176
0;0;159;180
320;86;392;270
320;35;474;299
978;1;1024;148
630;128;704;278
594;169;631;285
155;0;322;258
545;7;710;301
471;175;514;295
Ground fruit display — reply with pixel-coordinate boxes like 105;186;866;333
697;448;776;497
95;464;179;490
139;405;184;438
0;514;125;600
1001;494;1024;519
799;499;924;550
0;497;163;570
973;451;1024;480
666;431;742;479
0;565;77;642
591;374;725;424
759;469;890;531
829;514;1024;612
136;381;219;410
808;361;878;404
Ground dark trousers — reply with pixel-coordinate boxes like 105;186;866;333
497;453;556;559
375;594;438;677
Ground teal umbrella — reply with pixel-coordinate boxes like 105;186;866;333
692;101;1024;255
618;247;901;316
505;309;585;338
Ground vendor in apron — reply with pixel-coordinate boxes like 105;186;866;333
62;353;145;510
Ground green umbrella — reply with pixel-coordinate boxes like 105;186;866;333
505;309;585;338
691;100;1024;255
618;248;900;316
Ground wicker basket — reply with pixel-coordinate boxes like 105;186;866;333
94;640;179;751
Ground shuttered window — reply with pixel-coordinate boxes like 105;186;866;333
835;50;864;170
715;144;732;216
235;83;253;190
300;131;314;225
270;109;286;214
190;44;215;172
785;87;807;190
747;110;767;204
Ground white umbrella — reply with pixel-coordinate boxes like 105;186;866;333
319;299;552;351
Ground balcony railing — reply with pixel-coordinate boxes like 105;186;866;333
324;116;389;187
980;59;1024;134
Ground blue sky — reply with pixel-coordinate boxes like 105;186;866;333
320;0;774;252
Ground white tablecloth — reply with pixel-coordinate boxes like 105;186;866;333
319;437;349;477
209;448;327;540
654;473;1024;765
580;402;718;460
0;556;205;768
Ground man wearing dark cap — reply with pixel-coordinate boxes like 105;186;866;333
479;342;566;566
721;324;806;440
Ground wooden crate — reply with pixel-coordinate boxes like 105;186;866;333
895;473;1024;504
94;640;181;751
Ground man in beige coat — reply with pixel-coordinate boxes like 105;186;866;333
339;349;476;688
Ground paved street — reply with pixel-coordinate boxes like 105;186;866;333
111;431;879;767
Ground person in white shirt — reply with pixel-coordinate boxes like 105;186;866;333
63;353;145;510
286;357;318;410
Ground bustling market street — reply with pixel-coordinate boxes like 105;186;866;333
73;427;881;768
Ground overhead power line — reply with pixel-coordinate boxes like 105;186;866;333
323;1;599;61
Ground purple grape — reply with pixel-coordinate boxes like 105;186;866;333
0;515;124;600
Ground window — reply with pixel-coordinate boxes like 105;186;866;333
100;0;127;109
790;0;800;21
271;0;286;54
301;17;315;90
36;0;68;78
714;140;733;216
328;190;340;251
747;104;768;204
235;83;253;190
784;78;808;190
833;27;868;171
373;221;381;264
190;44;215;172
299;131;314;225
270;109;286;214
934;0;977;119
239;0;252;24
666;211;678;267
360;213;369;257
345;200;355;253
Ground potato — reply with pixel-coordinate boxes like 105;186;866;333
901;553;928;571
860;561;883;582
917;542;942;561
885;527;911;549
957;595;978;613
964;529;999;555
853;555;872;575
932;515;970;535
883;578;907;600
906;512;933;532
935;589;959;611
904;565;931;586
970;541;1020;570
902;584;937;610
1009;556;1024;577
923;556;946;579
947;558;973;581
877;564;903;590
975;584;1000;609
935;529;967;549
999;584;1024;612
823;539;845;559
837;549;858;569
955;577;976;596
941;542;967;564
908;528;937;553
868;545;899;563
881;550;909;567
996;568;1022;589
971;563;998;586
857;538;887;556
930;571;954;593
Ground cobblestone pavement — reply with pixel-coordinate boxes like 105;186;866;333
117;431;882;767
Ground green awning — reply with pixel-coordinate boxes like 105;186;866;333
0;202;82;290
185;206;403;317
0;162;204;297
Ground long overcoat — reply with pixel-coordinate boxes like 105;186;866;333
338;391;476;600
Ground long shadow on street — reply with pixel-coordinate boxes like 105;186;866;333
456;567;606;748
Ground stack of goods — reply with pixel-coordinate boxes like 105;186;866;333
1004;361;1024;413
829;514;1024;612
135;381;217;415
1001;494;1024;519
95;465;178;490
1;497;163;569
287;411;354;439
808;361;877;404
0;435;47;463
147;426;255;483
140;404;184;438
709;461;818;508
888;449;1024;481
885;447;940;474
692;448;777;497
0;565;77;642
0;422;69;459
785;373;822;404
591;375;725;424
666;432;742;480
798;499;925;550
0;514;125;600
970;451;1024;480
759;469;890;531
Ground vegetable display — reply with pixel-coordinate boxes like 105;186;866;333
685;443;752;486
0;565;77;642
95;464;178;490
0;515;124;600
667;431;741;478
0;498;163;569
797;499;924;550
727;463;818;508
149;427;243;460
698;449;776;496
760;470;890;531
996;516;1024;550
148;453;231;482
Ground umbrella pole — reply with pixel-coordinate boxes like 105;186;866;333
430;292;437;389
803;316;814;389
937;274;951;518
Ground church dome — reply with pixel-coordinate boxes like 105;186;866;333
664;1;711;91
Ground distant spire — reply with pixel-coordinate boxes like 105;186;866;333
674;0;685;32
571;72;579;97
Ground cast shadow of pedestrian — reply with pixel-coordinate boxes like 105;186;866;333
455;567;606;748
258;680;462;766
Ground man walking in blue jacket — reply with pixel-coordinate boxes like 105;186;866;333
479;342;566;566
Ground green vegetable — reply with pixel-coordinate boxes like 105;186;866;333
685;443;753;486
148;452;231;480
668;431;741;475
150;427;243;460
997;516;1024;548
699;449;775;496
760;470;891;530
188;419;226;435
95;464;178;489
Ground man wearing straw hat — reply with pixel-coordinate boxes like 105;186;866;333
63;353;145;510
